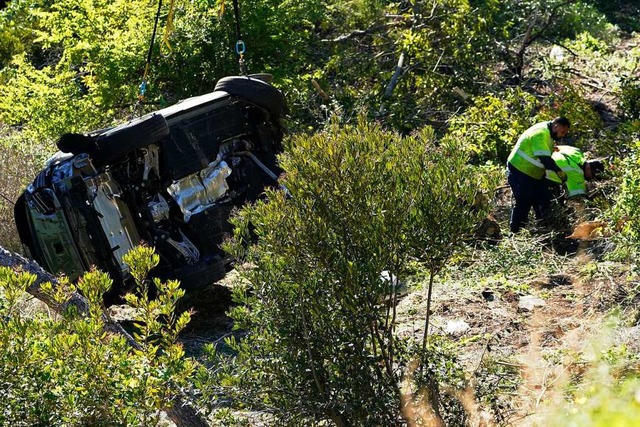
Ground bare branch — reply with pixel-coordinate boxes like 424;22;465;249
511;0;579;80
311;79;330;100
322;21;408;43
528;0;579;46
378;51;407;117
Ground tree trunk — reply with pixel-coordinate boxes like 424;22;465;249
0;247;209;427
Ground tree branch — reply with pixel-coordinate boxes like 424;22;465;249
378;51;406;117
322;21;408;43
528;0;579;46
511;0;579;80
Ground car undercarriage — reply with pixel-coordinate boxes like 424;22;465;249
14;75;286;300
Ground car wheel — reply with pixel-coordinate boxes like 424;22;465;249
57;133;99;156
214;75;286;119
93;113;170;166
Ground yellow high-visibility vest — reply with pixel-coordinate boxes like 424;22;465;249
507;121;554;179
546;145;586;197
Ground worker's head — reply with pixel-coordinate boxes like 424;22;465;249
584;159;605;180
550;117;571;141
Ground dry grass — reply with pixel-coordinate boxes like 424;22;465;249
0;142;47;252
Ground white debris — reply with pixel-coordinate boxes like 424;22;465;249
445;320;470;335
518;295;546;312
550;46;565;62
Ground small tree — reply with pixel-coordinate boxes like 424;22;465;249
219;118;492;425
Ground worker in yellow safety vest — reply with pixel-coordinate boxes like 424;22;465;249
546;145;605;197
506;117;570;233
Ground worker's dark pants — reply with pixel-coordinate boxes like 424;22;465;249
507;164;551;233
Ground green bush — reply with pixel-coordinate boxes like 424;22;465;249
0;246;196;426
214;118;492;425
445;81;603;165
446;87;539;164
606;138;640;260
543;317;640;427
545;82;604;145
618;77;640;121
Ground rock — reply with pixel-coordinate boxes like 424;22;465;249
445;320;470;335
481;288;495;301
518;295;546;312
550;45;566;62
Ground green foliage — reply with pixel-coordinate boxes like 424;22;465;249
372;0;505;131
0;246;196;426
214;118;491;424
606;139;640;260
550;377;640;427
600;120;640;157
123;246;193;352
618;77;640;121
0;0;639;421
590;0;640;32
545;82;604;144
0;0;628;141
442;81;603;165
490;0;613;43
0;54;104;142
0;0;46;67
551;2;613;40
0;0;159;142
0;0;332;139
446;87;539;164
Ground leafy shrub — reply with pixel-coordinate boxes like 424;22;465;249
618;77;640;121
545;81;604;144
446;87;539;164
0;54;104;142
551;377;640;426
215;118;492;425
552;2;614;41
606;139;640;260
445;80;603;165
590;0;640;32
0;0;47;67
0;246;196;426
592;120;640;159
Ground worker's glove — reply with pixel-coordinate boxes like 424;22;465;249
556;170;568;183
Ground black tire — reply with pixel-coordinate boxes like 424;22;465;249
13;192;40;262
93;113;170;166
214;75;286;119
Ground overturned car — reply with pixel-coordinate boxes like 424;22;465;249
14;75;285;298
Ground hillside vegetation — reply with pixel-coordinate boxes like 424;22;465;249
2;0;640;425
